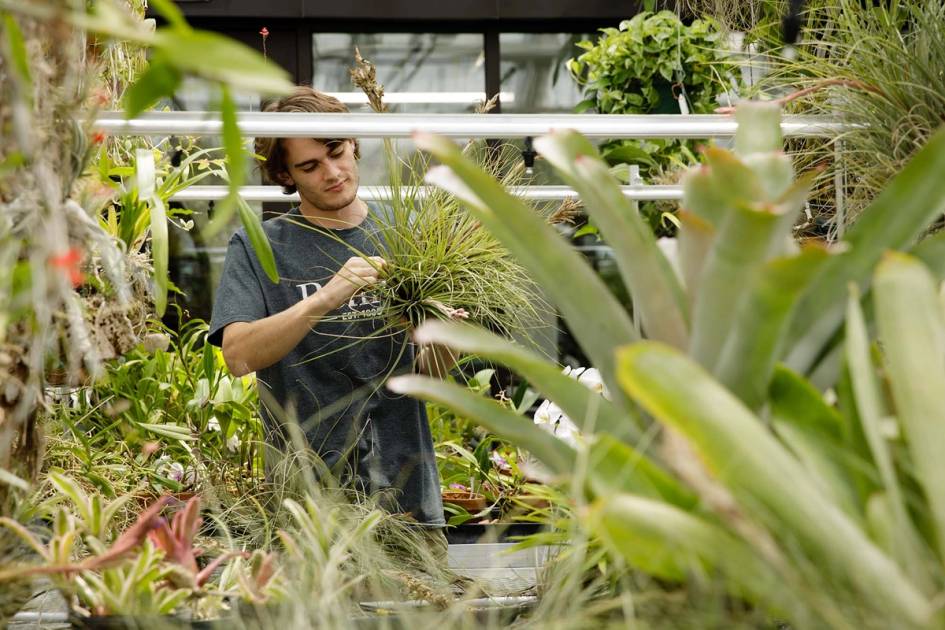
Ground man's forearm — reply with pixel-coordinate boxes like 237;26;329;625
222;291;337;377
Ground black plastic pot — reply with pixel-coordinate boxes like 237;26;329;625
444;521;544;544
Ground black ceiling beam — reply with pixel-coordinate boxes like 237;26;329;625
168;0;653;23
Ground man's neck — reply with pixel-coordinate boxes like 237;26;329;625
298;197;368;230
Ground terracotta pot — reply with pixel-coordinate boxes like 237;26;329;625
441;491;487;513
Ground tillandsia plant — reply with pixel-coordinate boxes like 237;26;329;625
385;101;945;626
736;0;945;237
341;50;549;338
0;0;290;516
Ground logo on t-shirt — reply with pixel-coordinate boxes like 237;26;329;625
295;282;384;321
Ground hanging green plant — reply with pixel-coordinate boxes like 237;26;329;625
568;11;741;237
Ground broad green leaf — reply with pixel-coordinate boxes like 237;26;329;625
202;341;215;384
588;434;696;508
688;201;787;371
148;0;191;31
874;253;945;565
413;320;640;441
2;15;31;91
850;283;932;589
122;55;182;119
771;420;861;521
153;29;292;95
680;162;733;228
909;228;945;282
536;130;689;349
138;423;195;441
589;493;800;617
714;245;832;409
387;375;576;476
204;85;243;237
768;364;845;442
617;342;932;624
701;145;764;205
48;471;90;523
237;198;278;284
675;211;714;302
787;125;945;376
417;132;638;411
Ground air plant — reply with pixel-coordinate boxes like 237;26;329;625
342;49;550;340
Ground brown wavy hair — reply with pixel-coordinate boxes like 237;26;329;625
255;86;361;194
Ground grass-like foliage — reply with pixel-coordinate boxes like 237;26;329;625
331;50;550;342
369;139;548;337
751;0;945;232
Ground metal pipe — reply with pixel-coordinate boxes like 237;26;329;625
169;185;685;203
95;111;845;139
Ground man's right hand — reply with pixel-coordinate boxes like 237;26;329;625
320;256;386;310
221;255;387;377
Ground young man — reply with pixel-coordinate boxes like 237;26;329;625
208;87;450;535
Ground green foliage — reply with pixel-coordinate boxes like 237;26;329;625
569;10;740;236
47;319;261;497
569;11;732;115
426;369;540;525
396;103;945;626
750;1;945;231
74;540;191;617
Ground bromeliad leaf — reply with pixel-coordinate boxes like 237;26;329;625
616;342;933;626
873;253;945;567
535;130;689;349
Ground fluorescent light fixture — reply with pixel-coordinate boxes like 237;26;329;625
325;91;515;104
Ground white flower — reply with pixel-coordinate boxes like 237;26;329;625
207;416;221;432
226;434;240;452
533;399;581;447
156;456;185;483
531;365;607;448
575;367;607;397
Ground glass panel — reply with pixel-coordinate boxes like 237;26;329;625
312;33;485;185
499;33;589;114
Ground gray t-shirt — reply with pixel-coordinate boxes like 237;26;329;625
208;205;444;525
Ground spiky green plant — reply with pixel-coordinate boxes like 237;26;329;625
336;51;550;341
386;101;945;626
746;0;945;235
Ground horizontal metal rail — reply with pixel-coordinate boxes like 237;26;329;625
96;111;846;139
170;185;684;203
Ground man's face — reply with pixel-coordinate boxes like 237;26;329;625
280;137;359;212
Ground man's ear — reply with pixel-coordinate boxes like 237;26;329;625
274;170;294;187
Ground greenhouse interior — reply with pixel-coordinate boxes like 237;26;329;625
2;0;945;628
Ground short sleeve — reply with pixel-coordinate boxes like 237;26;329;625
208;232;268;347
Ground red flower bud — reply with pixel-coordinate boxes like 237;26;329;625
259;27;269;38
91;130;106;144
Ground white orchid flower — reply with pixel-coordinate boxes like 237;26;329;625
532;365;608;447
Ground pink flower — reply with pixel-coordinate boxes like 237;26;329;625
259;27;269;38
